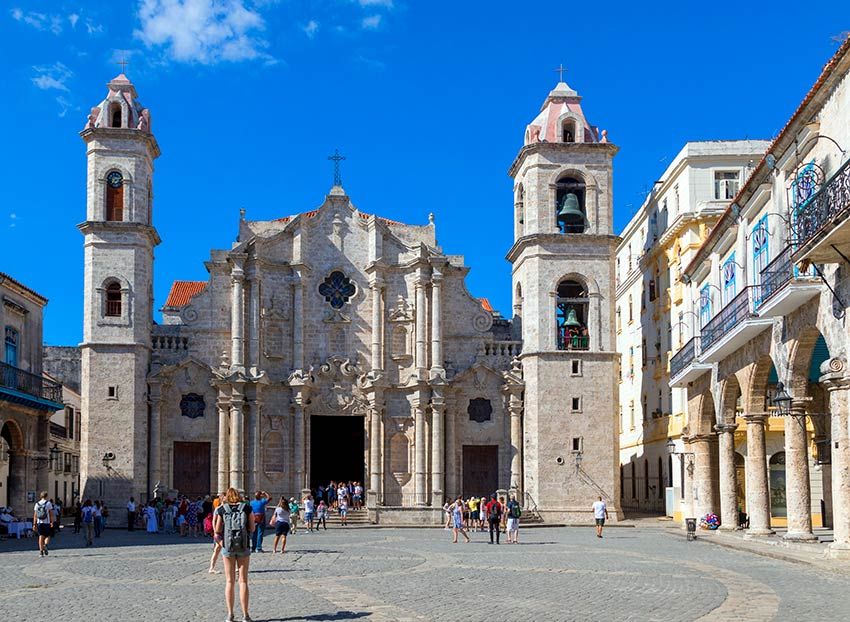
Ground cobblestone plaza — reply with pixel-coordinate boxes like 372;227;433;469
1;526;848;621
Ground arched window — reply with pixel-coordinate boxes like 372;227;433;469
4;327;18;367
556;279;589;350
555;175;587;233
106;171;124;221
516;184;525;231
561;119;575;143
105;282;122;317
109;103;122;128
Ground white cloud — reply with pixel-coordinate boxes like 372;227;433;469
135;0;272;64
361;14;381;30
85;19;103;34
8;213;16;228
302;19;319;38
11;7;99;35
358;0;393;7
32;62;73;92
55;96;74;118
68;13;79;28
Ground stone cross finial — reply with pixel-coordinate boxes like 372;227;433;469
328;149;346;186
116;55;129;73
554;63;566;82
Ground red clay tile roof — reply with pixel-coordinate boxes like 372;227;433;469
479;297;494;313
164;281;207;308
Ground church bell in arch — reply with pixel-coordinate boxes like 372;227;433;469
557;193;586;231
563;307;581;327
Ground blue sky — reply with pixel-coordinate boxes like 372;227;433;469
1;1;848;346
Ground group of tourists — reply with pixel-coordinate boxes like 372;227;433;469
311;480;365;512
126;494;218;536
445;493;523;544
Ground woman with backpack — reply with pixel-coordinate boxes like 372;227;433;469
81;499;95;546
506;495;522;544
213;487;255;622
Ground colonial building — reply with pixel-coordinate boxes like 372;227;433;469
46;378;81;511
616;140;769;518
0;273;64;514
77;73;621;523
671;36;850;556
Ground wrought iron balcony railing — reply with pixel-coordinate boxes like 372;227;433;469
670;336;700;379
0;361;63;404
794;157;850;249
701;286;759;352
757;245;793;308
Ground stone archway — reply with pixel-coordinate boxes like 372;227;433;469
716;374;743;529
1;419;26;514
688;391;719;519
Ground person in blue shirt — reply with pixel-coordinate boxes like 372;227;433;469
249;490;271;553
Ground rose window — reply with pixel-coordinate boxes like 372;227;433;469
318;271;356;309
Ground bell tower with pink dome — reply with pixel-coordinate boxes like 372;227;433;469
506;76;621;521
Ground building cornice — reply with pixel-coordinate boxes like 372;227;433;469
506;233;620;264
77;221;161;246
507;142;619;178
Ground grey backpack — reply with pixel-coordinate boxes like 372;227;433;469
222;503;249;554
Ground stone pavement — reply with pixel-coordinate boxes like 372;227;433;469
1;524;848;621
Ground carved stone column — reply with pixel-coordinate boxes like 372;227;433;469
246;397;262;495
230;255;247;373
370;279;384;373
216;394;229;494
368;390;384;504
715;423;738;530
508;391;524;496
414;399;427;505
784;400;816;541
431;387;445;506
148;380;164;494
291;272;304;371
445;396;457;499
415;273;428;380
743;414;773;535
248;270;261;376
229;383;245;490
688;434;717;519
430;266;444;378
292;396;306;495
821;366;850;557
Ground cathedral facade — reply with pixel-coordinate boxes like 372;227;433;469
79;74;621;523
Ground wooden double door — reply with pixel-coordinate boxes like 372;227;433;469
173;442;211;498
462;445;498;498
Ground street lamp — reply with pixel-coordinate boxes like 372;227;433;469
772;382;792;416
666;438;695;476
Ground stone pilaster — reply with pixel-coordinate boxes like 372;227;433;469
229;382;245;491
445;396;457;499
508;391;523;496
784;400;816;541
290;272;304;371
368;389;384;504
148;379;164;494
415;273;428;380
216;394;229;494
229;255;247;374
414;398;427;505
370;278;384;373
715;423;738;530
430;387;445;506
248;270;261;376
743;414;773;536
246;397;262;495
821;364;850;557
430;266;444;378
292;395;306;494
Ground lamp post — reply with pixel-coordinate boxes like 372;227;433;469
666;438;695;475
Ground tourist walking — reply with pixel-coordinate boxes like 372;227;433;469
271;496;291;554
315;500;328;530
338;495;349;526
443;500;452;529
303;494;315;532
506;495;521;544
144;503;158;533
208;493;225;574
592;496;609;538
93;501;103;538
81;499;95;546
127;496;136;531
353;482;363;510
213;487;254;622
164;500;176;534
73;501;81;534
327;481;337;509
250;490;271;552
33;491;54;557
288;497;300;534
450;497;469;543
101;502;109;530
486;494;502;544
478;496;487;532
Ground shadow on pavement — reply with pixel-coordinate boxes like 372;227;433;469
261;612;371;621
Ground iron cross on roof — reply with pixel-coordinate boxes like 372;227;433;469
116;55;129;73
328;149;346;186
554;63;567;82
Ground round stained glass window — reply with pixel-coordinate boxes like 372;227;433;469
318;271;356;309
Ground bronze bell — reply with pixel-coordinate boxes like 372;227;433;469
557;193;586;230
563;308;581;327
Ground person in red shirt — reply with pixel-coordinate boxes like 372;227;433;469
485;494;502;544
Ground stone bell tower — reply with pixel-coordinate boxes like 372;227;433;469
506;77;621;520
78;73;160;507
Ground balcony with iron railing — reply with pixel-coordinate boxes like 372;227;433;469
699;286;772;363
756;245;821;318
669;336;711;388
0;362;64;410
793;157;850;264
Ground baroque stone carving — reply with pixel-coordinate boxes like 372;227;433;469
313;356;368;415
472;312;493;333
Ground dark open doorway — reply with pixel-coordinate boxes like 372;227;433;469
310;415;365;490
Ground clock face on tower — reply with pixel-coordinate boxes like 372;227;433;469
107;171;123;188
